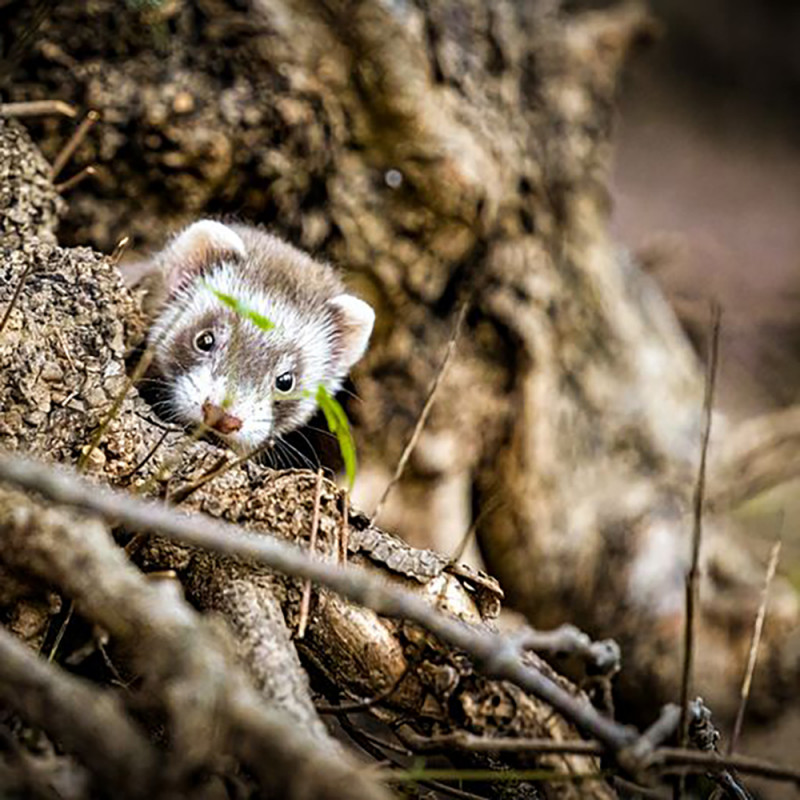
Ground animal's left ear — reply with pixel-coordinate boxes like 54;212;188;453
329;294;375;369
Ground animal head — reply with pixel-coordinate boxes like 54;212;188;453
148;220;374;452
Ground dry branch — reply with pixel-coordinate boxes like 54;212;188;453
678;304;720;751
50;109;100;180
0;100;77;118
371;299;468;525
729;539;782;754
180;560;338;752
0;485;391;800
0;451;633;756
0;625;158;798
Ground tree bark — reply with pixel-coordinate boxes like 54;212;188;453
3;0;799;769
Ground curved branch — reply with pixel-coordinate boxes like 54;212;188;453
709;405;800;510
0;626;158;798
0;485;391;800
181;563;337;753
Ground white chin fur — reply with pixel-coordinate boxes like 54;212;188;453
220;425;272;455
171;373;273;453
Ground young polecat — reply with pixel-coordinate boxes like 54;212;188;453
143;220;374;454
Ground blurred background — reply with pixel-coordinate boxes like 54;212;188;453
612;0;800;418
608;0;800;576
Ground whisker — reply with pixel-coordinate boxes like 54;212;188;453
271;442;287;470
335;387;362;403
274;439;300;470
302;424;338;442
276;436;318;472
291;429;322;468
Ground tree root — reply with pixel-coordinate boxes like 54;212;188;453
0;487;392;800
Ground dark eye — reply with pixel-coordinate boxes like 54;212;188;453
275;372;294;394
194;330;216;353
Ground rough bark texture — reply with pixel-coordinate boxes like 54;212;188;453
3;0;800;786
0;116;614;797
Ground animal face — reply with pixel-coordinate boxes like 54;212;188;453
146;221;374;453
152;265;342;452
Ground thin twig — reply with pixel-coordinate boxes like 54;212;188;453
384;767;609;784
166;452;232;505
0;100;77;118
78;346;162;470
395;726;604;756
158;433;219;501
337;713;397;764
297;469;324;639
511;623;621;677
77;345;156;471
654;749;800;785
433;498;501;612
316;666;409;714
44;602;73;663
356;730;411;757
678;303;721;754
341;721;490;800
623;705;682;766
54;165;96;193
167;437;276;505
111;236;131;266
339;488;349;564
50;109;100;181
119;429;172;481
728;538;782;754
371;299;469;525
0;261;34;337
397;706;678;762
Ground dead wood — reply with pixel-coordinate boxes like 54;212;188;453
3;0;800;793
0;485;392;800
4;0;797;725
0;625;157;797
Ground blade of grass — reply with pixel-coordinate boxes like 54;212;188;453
728;538;782;754
207;286;275;332
317;385;357;488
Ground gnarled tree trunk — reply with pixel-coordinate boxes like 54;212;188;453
3;0;799;770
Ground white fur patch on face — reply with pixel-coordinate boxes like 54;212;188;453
172;367;273;454
171;371;208;427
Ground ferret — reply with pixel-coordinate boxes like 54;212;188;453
141;220;374;454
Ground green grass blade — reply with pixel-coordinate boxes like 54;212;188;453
208;286;275;331
316;385;357;488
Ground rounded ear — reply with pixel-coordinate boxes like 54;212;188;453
161;220;246;294
329;294;375;369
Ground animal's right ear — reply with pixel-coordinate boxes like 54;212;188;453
161;220;246;294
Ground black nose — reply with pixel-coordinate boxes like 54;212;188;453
202;401;242;434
